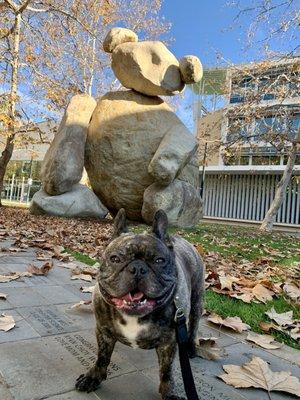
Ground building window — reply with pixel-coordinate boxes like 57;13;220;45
227;117;249;143
262;93;275;100
229;94;244;104
290;113;300;139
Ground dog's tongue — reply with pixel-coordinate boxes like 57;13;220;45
121;291;144;302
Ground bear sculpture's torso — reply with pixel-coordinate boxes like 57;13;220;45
85;90;198;220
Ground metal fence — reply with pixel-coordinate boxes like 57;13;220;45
203;172;300;226
1;175;41;204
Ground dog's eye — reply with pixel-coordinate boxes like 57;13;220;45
110;255;121;263
155;257;165;264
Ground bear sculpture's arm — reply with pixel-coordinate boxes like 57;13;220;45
41;94;96;195
148;125;198;186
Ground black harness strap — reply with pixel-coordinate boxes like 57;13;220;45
174;301;199;400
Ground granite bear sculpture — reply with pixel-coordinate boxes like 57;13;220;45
31;28;204;227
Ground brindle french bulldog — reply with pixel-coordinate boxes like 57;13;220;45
76;209;205;400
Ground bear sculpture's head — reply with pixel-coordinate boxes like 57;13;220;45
103;27;203;97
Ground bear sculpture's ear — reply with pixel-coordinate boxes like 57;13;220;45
179;55;203;84
112;208;128;238
103;27;138;53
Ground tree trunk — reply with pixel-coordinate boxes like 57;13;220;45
260;144;298;232
0;12;21;205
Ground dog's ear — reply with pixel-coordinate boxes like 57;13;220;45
152;210;172;247
113;208;128;238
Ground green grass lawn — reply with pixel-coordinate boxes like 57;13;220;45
206;290;300;350
69;222;300;349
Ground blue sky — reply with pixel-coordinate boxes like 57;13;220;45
161;0;299;67
161;0;251;67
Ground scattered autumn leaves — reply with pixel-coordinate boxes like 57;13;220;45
0;207;113;260
204;254;299;305
220;356;300;397
0;208;299;397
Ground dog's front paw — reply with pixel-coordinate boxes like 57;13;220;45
75;373;101;392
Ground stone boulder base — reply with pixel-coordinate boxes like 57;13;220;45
85;90;198;221
30;184;108;219
111;41;185;96
41;94;97;196
142;179;203;228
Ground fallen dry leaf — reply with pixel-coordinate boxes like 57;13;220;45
283;283;300;301
252;284;275;303
0;314;15;331
230;292;254;303
27;261;53;276
246;332;281;349
265;308;294;327
80;286;95;293
290;325;300;340
72;266;98;278
219;356;300;397
57;262;78;270
0;272;31;283
219;274;240;291
70;300;92;309
196;337;226;360
207;314;250;333
71;274;93;282
0;293;7;300
259;321;283;334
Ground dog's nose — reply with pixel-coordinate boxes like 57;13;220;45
128;261;148;276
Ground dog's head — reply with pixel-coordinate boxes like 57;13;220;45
98;209;177;316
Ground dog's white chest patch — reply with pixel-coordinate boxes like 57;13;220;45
116;316;148;348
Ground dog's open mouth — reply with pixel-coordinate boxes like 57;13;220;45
111;290;156;311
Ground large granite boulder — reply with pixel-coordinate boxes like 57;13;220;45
30;184;108;219
111;41;185;96
41;94;97;195
142;179;203;228
85;90;198;220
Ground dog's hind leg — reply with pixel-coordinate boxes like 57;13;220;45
75;328;116;392
188;271;204;358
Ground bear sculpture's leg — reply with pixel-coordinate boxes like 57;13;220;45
142;179;203;228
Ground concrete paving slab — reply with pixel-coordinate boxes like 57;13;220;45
56;304;96;331
0;331;136;400
45;390;99;399
114;343;158;371
0;373;14;400
17;305;82;336
0;297;14;311
46;267;76;285
0;309;40;344
34;285;82;305
199;321;242;348
63;284;95;301
1;287;50;307
95;371;161;400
